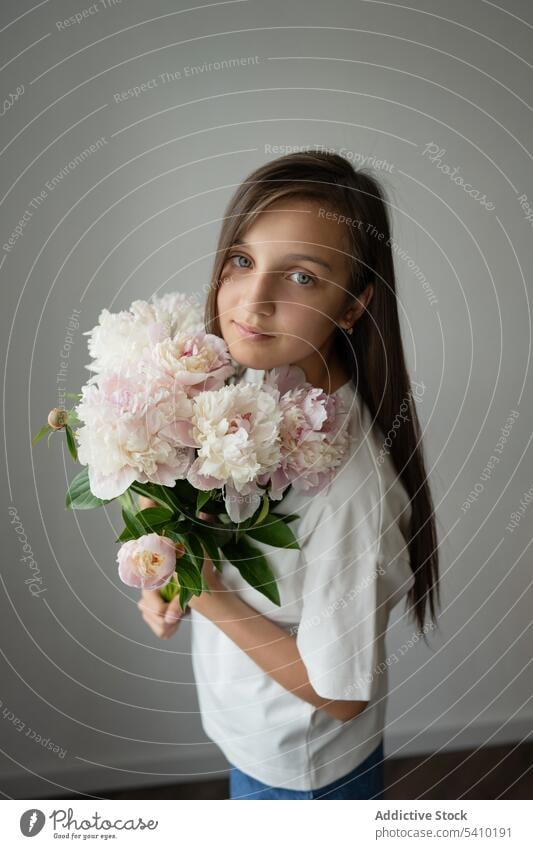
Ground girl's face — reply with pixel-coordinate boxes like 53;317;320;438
216;197;365;390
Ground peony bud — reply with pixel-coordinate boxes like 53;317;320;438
48;408;69;429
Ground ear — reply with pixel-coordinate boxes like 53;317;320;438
347;283;374;323
362;282;374;308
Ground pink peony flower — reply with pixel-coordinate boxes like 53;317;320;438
260;364;353;499
145;331;236;397
117;533;180;589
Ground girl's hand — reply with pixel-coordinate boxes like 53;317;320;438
136;500;226;618
137;588;187;640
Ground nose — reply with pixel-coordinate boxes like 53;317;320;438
241;267;275;313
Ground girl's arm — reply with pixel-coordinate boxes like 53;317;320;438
138;497;367;721
189;566;369;723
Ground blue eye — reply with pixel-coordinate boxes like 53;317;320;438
227;254;316;287
289;271;316;287
230;253;252;268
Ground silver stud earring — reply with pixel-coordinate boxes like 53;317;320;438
341;322;353;335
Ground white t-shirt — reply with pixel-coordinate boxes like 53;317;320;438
189;368;414;791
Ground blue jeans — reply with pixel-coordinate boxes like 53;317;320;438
228;739;385;799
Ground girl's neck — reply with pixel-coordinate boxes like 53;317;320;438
298;355;352;394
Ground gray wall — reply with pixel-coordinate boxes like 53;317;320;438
1;0;531;798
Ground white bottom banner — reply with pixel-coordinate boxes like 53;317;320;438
3;799;529;847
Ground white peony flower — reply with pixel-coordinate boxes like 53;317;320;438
149;291;204;337
82;292;204;379
75;369;196;499
186;382;283;521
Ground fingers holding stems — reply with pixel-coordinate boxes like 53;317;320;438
137;587;187;640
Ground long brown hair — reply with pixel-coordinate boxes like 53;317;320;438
204;151;440;634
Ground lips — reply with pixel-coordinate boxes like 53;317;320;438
233;321;274;338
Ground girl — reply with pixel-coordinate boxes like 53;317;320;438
137;151;440;800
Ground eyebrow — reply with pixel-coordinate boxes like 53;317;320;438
233;242;333;273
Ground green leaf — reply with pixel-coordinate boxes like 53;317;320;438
175;552;203;595
117;491;136;513
222;538;281;606
116;527;135;543
169;479;198;508
121;507;146;539
234;494;270;535
32;424;52;445
168;517;194;536
164;528;186;546
270;511;300;524
245;515;300;549
164;530;205;572
196;489;213;514
66;409;81;427
65;467;112;510
64;425;78;462
126;545;199;607
194;487;227;516
136;505;174;532
129;482;182;513
201;523;233;548
186;533;206;571
179;585;194;610
159;534;207;599
195;529;222;571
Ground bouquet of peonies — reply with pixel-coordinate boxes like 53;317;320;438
33;292;353;611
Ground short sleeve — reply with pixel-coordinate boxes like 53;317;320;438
295;486;384;703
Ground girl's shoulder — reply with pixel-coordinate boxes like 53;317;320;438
293;381;414;614
291;379;411;552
